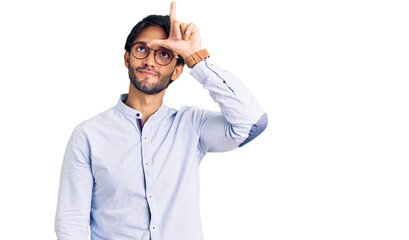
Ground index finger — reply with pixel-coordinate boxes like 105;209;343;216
169;1;176;22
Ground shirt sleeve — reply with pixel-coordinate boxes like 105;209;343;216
189;58;268;156
55;124;93;240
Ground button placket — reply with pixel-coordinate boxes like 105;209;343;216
140;125;160;239
136;112;143;133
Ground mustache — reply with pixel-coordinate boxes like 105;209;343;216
135;67;161;77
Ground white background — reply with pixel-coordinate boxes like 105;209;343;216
0;0;408;239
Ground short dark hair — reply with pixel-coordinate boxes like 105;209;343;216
124;15;185;66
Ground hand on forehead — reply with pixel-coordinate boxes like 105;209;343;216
148;1;202;59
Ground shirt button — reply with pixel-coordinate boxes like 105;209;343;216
152;226;156;230
144;136;148;140
149;195;152;198
145;162;149;166
136;113;140;117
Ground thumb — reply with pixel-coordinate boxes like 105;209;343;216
148;39;171;49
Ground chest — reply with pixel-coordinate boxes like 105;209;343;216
88;119;201;192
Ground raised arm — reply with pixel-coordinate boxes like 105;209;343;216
190;58;268;155
152;2;267;155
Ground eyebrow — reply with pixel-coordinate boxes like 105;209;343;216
132;41;148;45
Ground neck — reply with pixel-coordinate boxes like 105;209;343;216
124;83;165;124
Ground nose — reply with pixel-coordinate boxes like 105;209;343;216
142;49;156;67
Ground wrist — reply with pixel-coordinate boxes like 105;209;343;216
185;49;210;68
181;49;197;59
180;47;201;60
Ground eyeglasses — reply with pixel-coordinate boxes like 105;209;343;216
129;42;179;66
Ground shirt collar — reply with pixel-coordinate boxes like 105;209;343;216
116;93;167;121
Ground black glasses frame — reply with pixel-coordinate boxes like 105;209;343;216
129;42;179;66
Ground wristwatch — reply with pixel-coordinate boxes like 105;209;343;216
185;49;209;68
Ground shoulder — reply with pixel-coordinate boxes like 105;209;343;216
177;106;215;119
176;106;220;130
73;106;117;136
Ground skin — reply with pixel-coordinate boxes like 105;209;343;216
124;1;202;124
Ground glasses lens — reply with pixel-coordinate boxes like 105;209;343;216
132;44;149;59
131;43;175;66
155;49;174;65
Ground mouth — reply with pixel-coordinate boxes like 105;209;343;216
138;70;158;78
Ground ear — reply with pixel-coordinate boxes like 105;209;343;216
124;51;130;68
170;64;184;81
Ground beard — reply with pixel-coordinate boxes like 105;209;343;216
128;65;174;95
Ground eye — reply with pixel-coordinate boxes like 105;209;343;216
158;50;170;59
136;46;146;52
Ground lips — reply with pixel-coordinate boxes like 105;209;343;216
138;70;157;77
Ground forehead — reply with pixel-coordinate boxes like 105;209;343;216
134;26;168;43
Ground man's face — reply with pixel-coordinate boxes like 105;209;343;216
125;26;182;95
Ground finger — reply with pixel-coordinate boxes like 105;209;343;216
184;23;197;40
180;23;187;40
169;1;176;22
148;39;170;49
148;39;179;57
171;20;182;40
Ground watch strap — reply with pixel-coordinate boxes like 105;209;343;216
186;49;209;68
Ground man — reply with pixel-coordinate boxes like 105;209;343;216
55;2;267;240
